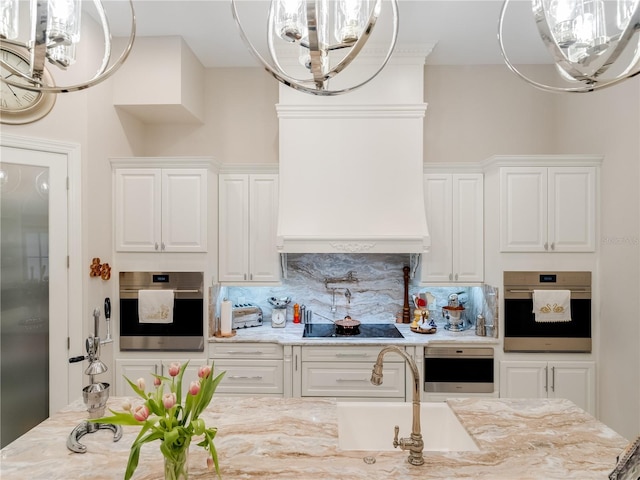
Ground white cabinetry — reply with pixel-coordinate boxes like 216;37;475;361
219;174;279;283
208;342;284;396
500;166;596;252
298;346;406;401
422;173;483;283
114;168;208;252
499;360;595;415
115;358;206;397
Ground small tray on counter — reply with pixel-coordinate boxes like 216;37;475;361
410;325;437;335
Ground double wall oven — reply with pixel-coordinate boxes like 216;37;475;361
504;271;592;353
119;272;204;351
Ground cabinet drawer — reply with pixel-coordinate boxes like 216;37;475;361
213;359;283;394
209;342;283;359
301;362;405;398
301;345;404;362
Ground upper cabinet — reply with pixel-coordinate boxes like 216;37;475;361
219;173;280;283
500;165;597;252
113;158;212;253
422;172;484;283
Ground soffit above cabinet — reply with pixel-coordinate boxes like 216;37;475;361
113;37;205;124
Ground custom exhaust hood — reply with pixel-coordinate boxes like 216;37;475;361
276;46;432;254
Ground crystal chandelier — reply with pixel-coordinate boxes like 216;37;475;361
231;0;399;96
499;0;640;93
0;0;135;94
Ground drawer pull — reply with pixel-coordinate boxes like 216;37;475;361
227;375;264;380
225;351;265;355
335;378;369;382
335;353;369;358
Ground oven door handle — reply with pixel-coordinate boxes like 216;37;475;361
119;289;201;294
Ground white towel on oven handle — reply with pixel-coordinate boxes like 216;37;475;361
138;289;174;324
532;290;572;323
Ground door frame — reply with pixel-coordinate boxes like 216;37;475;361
0;133;83;411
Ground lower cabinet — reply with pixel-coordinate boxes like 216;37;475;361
298;346;406;401
208;342;284;396
499;360;596;415
115;358;206;397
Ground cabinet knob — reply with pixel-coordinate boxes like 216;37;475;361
550;242;555;251
161;242;166;251
544;242;549;251
154;242;159;251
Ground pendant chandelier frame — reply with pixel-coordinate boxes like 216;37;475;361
0;0;136;94
231;0;399;96
498;0;640;93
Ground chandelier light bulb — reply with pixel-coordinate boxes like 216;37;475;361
499;0;640;92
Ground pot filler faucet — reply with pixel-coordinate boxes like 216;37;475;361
371;345;424;466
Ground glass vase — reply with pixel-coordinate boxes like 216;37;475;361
164;448;189;480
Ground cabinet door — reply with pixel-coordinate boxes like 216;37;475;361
115;359;206;397
219;175;250;282
162;169;208;252
301;362;405;398
115;359;161;396
422;174;453;282
500;167;548;252
115;169;162;252
548;167;596;252
249;174;280;282
212;359;284;395
453;173;484;282
499;361;547;399
549;361;595;415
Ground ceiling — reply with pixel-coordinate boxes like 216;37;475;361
104;0;552;68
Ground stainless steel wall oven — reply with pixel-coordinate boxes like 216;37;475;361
119;272;204;351
424;347;494;394
503;271;591;353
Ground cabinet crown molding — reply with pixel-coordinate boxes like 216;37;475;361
482;154;603;169
219;163;279;174
110;156;220;170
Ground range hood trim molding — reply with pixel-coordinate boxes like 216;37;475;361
276;235;431;254
276;104;427;119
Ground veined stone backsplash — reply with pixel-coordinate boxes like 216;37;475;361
215;253;498;336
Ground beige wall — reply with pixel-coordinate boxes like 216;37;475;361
139;68;279;161
556;79;640;440
3;59;639;440
423;65;559;163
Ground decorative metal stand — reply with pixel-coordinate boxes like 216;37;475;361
67;308;122;453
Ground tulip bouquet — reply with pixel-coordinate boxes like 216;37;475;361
93;361;224;480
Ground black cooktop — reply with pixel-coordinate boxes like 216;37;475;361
302;323;404;338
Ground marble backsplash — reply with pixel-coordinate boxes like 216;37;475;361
211;254;498;337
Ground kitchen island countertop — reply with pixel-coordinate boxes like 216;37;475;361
0;396;628;479
208;321;499;346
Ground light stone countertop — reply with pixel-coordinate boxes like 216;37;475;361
209;321;500;346
0;396;628;480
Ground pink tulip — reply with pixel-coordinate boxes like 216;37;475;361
122;400;131;411
168;362;181;377
132;404;149;421
207;457;214;471
189;380;200;396
136;378;146;391
198;365;211;379
154;376;162;387
163;392;176;409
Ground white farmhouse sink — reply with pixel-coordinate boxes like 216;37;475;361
337;402;479;452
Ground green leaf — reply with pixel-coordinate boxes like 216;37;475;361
124;376;148;399
124;439;142;480
175;360;189;404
